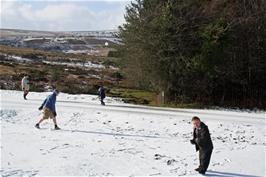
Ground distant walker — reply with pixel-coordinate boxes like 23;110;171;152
21;75;30;100
98;85;106;106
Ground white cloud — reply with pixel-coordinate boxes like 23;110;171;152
0;0;130;31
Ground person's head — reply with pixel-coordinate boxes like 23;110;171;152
191;116;201;128
53;89;59;96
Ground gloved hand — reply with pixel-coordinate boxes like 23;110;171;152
38;106;43;111
53;112;57;117
190;139;196;145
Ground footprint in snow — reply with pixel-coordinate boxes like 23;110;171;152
224;158;231;163
150;172;161;176
50;146;59;150
170;167;180;173
154;154;166;160
167;159;177;165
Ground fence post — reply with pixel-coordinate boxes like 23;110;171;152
162;91;165;105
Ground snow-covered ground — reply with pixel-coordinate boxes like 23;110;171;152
0;90;265;176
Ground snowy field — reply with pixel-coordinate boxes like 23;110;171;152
0;90;265;176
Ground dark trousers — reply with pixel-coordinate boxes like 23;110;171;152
199;148;212;172
23;90;29;99
100;98;105;105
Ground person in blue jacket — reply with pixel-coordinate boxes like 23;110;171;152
35;89;60;130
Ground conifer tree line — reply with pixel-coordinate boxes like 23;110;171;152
118;0;266;109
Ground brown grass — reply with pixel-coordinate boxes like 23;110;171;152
0;45;100;62
0;65;16;75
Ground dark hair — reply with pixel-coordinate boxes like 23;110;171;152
192;116;200;121
54;89;59;94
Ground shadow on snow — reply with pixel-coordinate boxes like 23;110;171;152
205;170;261;177
60;128;163;139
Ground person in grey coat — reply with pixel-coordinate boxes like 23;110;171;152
190;116;213;174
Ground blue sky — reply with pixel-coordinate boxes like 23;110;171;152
0;0;131;31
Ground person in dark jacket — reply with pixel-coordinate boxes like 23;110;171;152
35;89;60;130
190;116;213;174
98;85;106;105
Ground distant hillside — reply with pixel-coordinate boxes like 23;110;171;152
0;28;122;55
0;28;118;38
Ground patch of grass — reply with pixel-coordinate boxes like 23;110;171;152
162;102;206;109
109;88;156;105
0;65;16;75
0;45;99;62
0;59;119;94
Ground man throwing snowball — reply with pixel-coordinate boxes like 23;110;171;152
35;89;60;130
190;116;213;174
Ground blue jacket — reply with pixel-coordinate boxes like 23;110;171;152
41;92;57;113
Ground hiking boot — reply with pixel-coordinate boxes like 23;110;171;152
199;170;206;175
195;167;201;171
54;125;60;130
35;124;40;129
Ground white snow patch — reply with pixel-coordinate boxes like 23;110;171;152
43;60;105;69
0;90;265;176
0;53;32;62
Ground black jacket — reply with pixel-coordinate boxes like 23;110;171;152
192;122;213;151
98;87;106;99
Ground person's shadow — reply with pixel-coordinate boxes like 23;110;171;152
60;129;163;139
205;170;261;177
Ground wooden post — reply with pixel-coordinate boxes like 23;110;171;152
161;91;165;105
